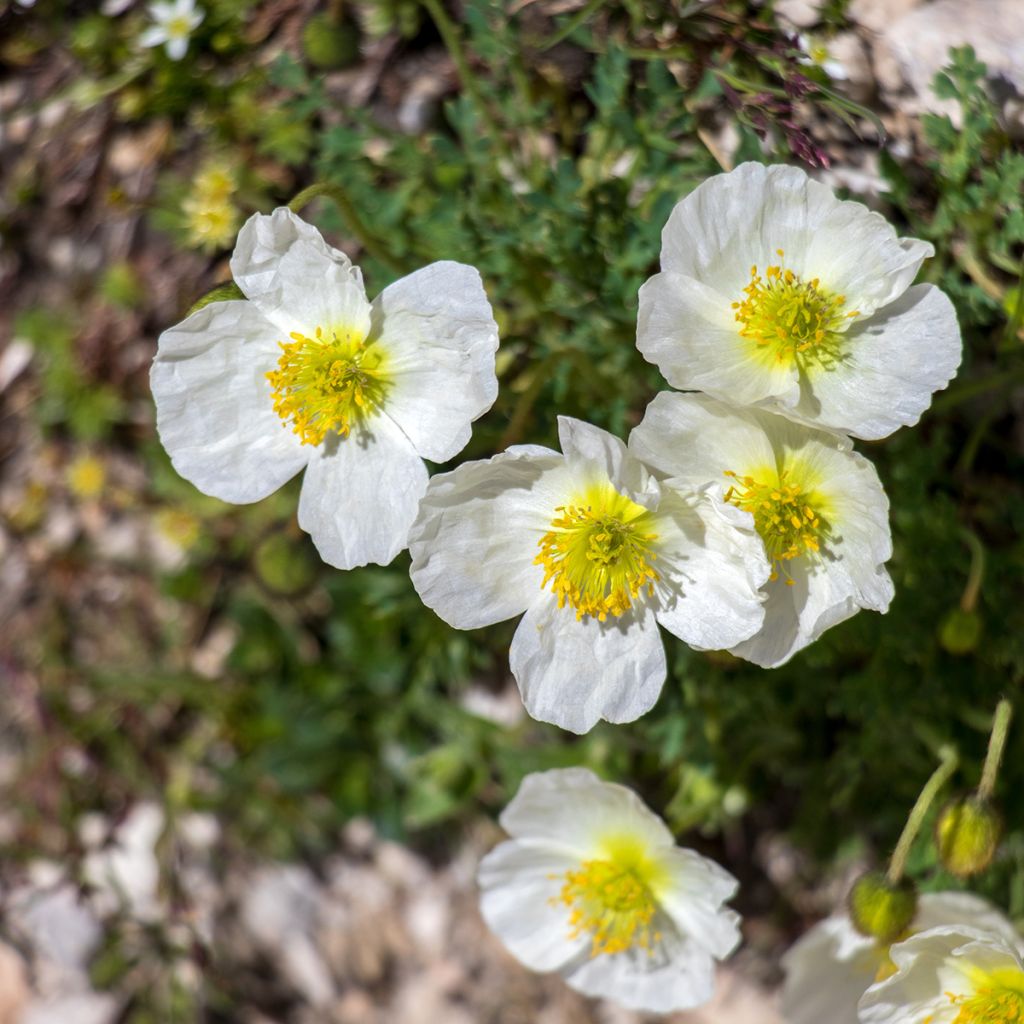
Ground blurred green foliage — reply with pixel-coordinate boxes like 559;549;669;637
6;0;1024;959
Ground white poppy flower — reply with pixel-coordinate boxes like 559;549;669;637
858;923;1024;1024
151;208;499;569
478;767;741;1013
782;893;1023;1024
139;0;204;60
408;417;769;733
636;162;961;440
629;391;893;668
797;33;849;81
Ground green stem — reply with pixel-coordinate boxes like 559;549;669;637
959;529;985;614
888;746;959;883
538;0;607;51
288;183;404;274
979;699;1013;800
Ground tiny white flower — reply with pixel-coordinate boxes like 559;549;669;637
408;417;769;733
859;923;1024;1024
636;162;961;440
782;893;1023;1024
151;208;499;569
139;0;204;61
798;33;849;81
478;767;741;1013
629;391;893;668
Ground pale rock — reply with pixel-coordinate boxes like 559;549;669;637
775;0;825;29
828;31;874;103
20;993;119;1024
12;884;102;971
0;941;30;1024
849;0;922;36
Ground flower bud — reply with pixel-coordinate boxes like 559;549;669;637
939;608;982;655
848;872;918;943
935;796;1002;877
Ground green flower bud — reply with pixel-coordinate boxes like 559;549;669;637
935;796;1002;877
848;872;918;943
939;608;982;655
302;14;361;70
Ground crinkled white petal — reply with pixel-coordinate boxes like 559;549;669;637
659;162;932;317
165;34;188;59
139;25;168;46
629;391;778;496
557;416;661;510
656;847;741;959
636;270;800;407
408;445;568;630
297;413;427;569
916;892;1023;952
497;767;676;854
230;208;370;338
563;927;718;1013
150;299;308;503
509;598;667;734
477;839;590;973
859;926;1024;1024
371;261;499;463
790;285;961;440
650;488;768;649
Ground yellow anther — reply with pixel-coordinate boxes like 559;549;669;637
534;484;659;622
265;325;389;446
948;967;1024;1023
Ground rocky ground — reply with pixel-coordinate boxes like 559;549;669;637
2;0;1023;1020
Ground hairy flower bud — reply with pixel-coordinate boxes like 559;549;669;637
848;872;917;944
936;796;1002;877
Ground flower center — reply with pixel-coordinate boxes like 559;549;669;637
732;249;858;366
950;969;1024;1023
167;15;192;38
556;858;660;957
723;469;828;582
534;484;659;622
266;326;389;446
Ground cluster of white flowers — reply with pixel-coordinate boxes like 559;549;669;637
783;892;1024;1024
150;161;963;1013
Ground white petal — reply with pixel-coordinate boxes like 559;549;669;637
509;598;667;734
655;847;741;958
150;300;308;503
916;892;1023;952
408;446;568;629
497;767;676;854
557;416;660;509
792;285;961;440
138;25;168;46
563;928;718;1012
477;839;589;973
297;413;427;569
636;271;800;407
166;35;188;60
372;262;499;463
629;391;777;494
651;489;768;650
230;209;370;338
782;916;879;1024
659;162;932;317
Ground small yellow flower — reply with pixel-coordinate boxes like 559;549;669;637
67;454;106;499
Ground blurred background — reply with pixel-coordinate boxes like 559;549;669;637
1;0;1023;1020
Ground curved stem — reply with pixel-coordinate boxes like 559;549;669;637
888;745;959;884
979;699;1013;801
288;182;404;274
959;529;985;614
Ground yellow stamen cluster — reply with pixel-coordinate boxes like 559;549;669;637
266;326;389;446
949;970;1024;1023
724;469;828;583
556;858;661;957
167;15;193;38
535;485;659;621
732;249;858;366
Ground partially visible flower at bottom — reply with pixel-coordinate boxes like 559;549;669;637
478;767;741;1013
782;892;1023;1024
859;923;1024;1024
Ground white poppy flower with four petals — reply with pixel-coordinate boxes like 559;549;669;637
408;416;769;733
478;767;742;1013
629;391;893;668
636;162;961;440
151;208;499;569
